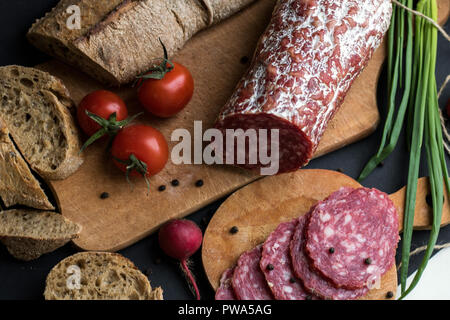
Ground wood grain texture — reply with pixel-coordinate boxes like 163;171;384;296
202;169;450;300
39;0;448;252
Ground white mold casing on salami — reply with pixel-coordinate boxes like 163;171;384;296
215;0;392;173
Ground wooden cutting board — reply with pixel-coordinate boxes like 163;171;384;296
202;169;450;300
39;0;449;252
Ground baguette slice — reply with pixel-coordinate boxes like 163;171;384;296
0;65;83;180
27;0;125;85
44;252;164;300
27;0;257;85
0;209;81;261
0;121;54;210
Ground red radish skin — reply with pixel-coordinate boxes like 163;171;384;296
158;219;203;300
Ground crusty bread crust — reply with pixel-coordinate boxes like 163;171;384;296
0;122;54;210
44;252;164;300
0;210;81;261
0;65;83;180
27;0;257;85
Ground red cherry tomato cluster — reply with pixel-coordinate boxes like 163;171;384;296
77;90;168;189
76;41;193;190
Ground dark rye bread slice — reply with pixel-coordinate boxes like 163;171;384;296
0;209;81;261
44;252;164;300
0;121;54;210
0;65;83;180
27;0;257;85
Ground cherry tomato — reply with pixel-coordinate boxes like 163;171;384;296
137;62;194;118
77;90;128;136
111;124;169;177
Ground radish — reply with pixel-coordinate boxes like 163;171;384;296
158;219;203;300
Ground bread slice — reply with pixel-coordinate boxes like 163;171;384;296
44;252;164;300
27;0;257;85
0;65;83;180
0;209;81;261
0;121;54;210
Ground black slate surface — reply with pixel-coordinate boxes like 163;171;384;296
0;0;449;300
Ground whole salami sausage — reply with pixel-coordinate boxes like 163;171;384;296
215;0;392;173
215;268;237;300
290;211;368;300
305;187;399;289
232;245;273;300
260;219;316;300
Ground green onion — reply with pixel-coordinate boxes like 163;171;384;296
357;0;449;298
400;0;446;298
400;0;429;293
357;0;413;181
397;4;405;88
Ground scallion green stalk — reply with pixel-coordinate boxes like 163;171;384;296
400;0;430;292
400;0;446;298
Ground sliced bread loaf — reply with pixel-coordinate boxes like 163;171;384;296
0;209;81;261
0;121;54;210
44;252;164;300
27;0;257;85
27;0;125;85
0;65;83;180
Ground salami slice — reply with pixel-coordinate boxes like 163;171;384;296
305;187;399;289
215;0;392;173
215;268;237;300
232;245;273;300
260;219;314;300
290;213;368;300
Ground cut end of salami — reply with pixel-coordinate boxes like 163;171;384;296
305;187;399;289
215;268;237;300
232;245;274;300
215;113;312;174
214;0;392;174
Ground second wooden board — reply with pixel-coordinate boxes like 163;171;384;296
202;169;450;299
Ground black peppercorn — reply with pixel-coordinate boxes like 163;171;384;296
329;247;335;254
266;264;274;271
158;185;166;192
100;192;109;199
195;180;204;187
364;258;372;265
386;291;394;299
229;226;239;234
171;179;180;187
240;56;249;64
